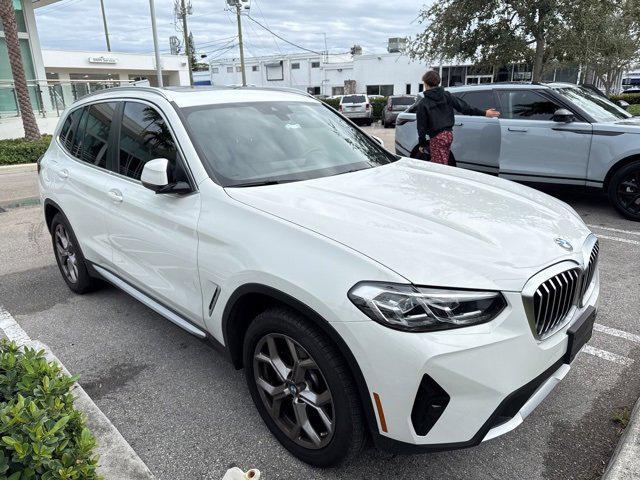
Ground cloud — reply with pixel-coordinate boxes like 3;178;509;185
34;0;427;59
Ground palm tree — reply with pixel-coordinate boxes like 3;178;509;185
0;0;40;140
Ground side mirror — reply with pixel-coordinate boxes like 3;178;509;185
371;135;384;147
616;99;630;110
141;158;192;194
552;108;575;123
141;158;170;192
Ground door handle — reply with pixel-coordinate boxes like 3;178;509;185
108;189;123;203
508;127;528;132
58;168;69;179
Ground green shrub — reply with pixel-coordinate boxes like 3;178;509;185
628;104;640;116
321;97;340;110
610;93;640;105
0;135;52;166
370;97;388;122
0;341;100;480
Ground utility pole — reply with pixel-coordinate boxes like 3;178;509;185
149;0;163;87
99;0;111;52
179;0;193;85
235;1;246;86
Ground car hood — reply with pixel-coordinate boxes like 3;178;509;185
226;158;592;291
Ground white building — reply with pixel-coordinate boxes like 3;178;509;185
1;1;189;117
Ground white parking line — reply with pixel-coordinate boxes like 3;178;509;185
595;234;640;246
587;225;640;236
595;323;640;344
583;345;634;366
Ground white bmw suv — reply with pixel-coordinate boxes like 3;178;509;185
38;86;599;467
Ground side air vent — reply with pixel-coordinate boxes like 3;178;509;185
208;285;220;317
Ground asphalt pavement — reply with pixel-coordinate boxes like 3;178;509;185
1;136;639;479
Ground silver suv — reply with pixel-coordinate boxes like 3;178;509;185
395;83;640;221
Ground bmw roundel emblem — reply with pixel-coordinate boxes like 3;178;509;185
555;238;573;251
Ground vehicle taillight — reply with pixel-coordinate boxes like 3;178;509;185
387;104;393;111
339;105;343;112
396;117;414;126
366;103;371;110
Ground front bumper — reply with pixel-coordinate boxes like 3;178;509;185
331;271;599;450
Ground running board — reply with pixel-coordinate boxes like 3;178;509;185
93;265;207;339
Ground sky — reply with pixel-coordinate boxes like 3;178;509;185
34;0;427;61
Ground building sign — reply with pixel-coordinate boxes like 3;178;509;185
88;56;117;64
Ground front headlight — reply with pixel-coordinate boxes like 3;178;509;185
348;282;507;332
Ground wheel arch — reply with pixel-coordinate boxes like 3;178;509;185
43;198;65;233
221;283;380;441
603;153;640;191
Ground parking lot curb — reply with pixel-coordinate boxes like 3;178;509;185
602;398;640;479
0;163;37;174
0;307;155;479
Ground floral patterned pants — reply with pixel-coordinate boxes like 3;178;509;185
429;130;453;165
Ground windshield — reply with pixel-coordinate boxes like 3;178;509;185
182;101;397;187
554;86;631;122
342;95;366;104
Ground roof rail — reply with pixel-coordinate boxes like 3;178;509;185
77;85;170;102
167;84;315;98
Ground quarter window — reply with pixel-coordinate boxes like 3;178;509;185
59;108;85;157
117;102;181;182
80;102;116;168
496;90;563;121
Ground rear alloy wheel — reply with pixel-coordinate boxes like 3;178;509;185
243;308;364;466
609;160;640;221
50;213;99;294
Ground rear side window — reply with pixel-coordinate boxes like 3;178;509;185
496;90;562;121
80;102;117;168
461;90;497;111
59;108;84;157
118;102;181;182
342;95;365;104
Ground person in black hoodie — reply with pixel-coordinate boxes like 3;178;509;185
417;70;500;165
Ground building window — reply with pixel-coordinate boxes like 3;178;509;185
212;68;219;74
406;84;411;95
252;65;259;72
227;67;233;73
418;83;424;93
311;61;320;68
366;85;394;96
291;62;300;70
331;86;344;96
307;86;321;95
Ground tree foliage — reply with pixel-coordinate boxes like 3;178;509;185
408;0;640;87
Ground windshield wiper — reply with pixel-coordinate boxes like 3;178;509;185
228;179;294;188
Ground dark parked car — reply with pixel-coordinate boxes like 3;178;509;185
382;95;416;128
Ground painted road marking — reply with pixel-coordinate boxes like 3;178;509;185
583;345;634;366
587;225;640;236
595;323;640;344
595;234;640;246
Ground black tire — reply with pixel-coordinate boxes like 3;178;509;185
608;160;640;221
243;307;365;467
50;213;99;294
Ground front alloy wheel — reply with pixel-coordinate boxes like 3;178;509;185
253;333;334;449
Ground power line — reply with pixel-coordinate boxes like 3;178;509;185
246;15;324;55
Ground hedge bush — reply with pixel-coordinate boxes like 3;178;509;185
610;93;640;105
0;136;52;166
628;104;640;116
0;340;101;480
321;98;340;110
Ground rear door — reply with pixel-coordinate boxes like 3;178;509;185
103;100;203;324
496;89;592;185
52;102;117;265
451;89;501;174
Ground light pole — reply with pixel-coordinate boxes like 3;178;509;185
99;0;111;52
228;0;247;86
149;0;163;87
